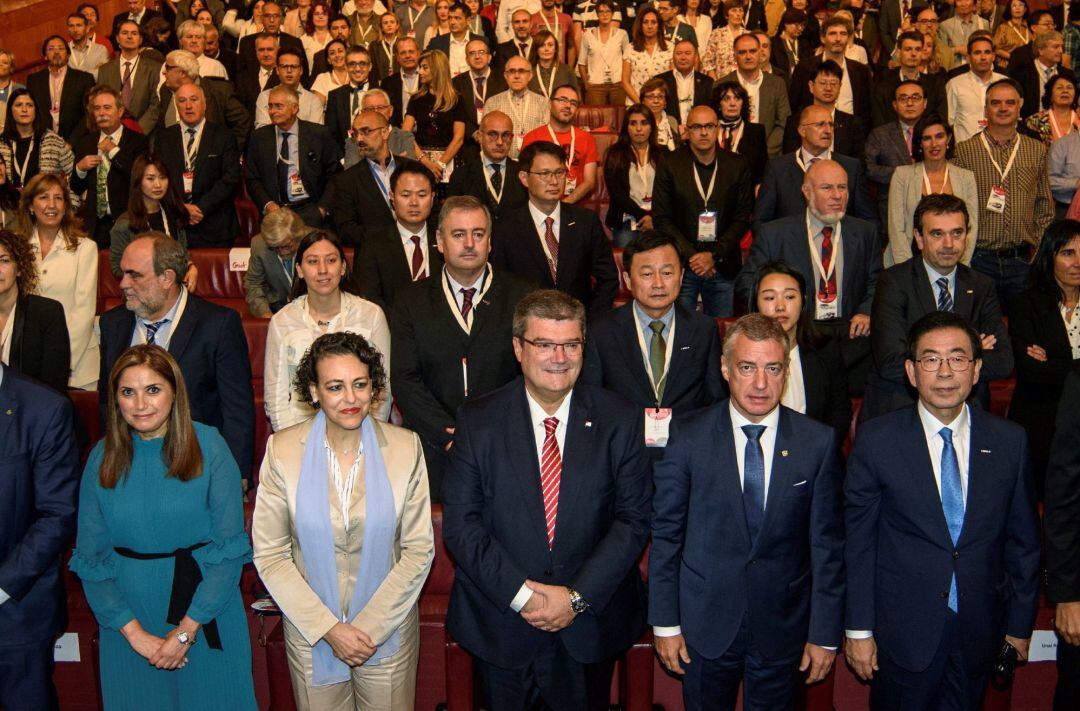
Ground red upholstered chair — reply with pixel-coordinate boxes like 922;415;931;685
242;318;269;382
715;316;739;341
573;105;625;133
611;246;632;305
188;249;250;315
70;389;101;459
97;250;121;315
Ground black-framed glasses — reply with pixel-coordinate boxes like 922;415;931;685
915;355;974;372
687;122;718;132
527;168;568;181
519;337;585;354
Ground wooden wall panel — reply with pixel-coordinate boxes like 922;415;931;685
3;0;128;80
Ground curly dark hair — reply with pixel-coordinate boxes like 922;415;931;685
0;228;39;295
293;331;388;409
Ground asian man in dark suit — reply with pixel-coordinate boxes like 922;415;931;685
154;82;241;248
788;30;873;124
649;313;844;710
245;85;341;228
26;36;96;142
845;311;1040;711
99;234;256;488
390;195;534;498
865;81;925;233
447;110;528;221
452;39;508;142
862;195;1012;421
98;20;163;134
443;289;651;711
581;231;725;453
491;141;619;316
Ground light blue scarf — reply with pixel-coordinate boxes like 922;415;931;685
295;411;400;686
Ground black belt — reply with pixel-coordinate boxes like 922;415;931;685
285;198;313;208
114;542;223;650
977;245;1030;259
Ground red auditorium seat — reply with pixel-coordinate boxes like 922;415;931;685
574;105;625;133
97;250;121;314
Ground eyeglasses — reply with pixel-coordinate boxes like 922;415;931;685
915;355;974;372
896;93;925;103
506;68;531;75
346;60;371;67
520;337;584;354
467;49;489;57
362;104;390;112
277;63;302;70
687;122;718;132
552;96;580;107
353;126;386;137
528;168;568;181
800;120;835;129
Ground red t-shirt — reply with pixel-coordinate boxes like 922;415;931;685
521;124;599;189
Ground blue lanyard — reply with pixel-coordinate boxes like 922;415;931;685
367;157;396;204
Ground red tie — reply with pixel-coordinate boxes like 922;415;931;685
819;226;837;303
460;287;476;319
410;235;424;280
543;216;559;283
540;417;562;548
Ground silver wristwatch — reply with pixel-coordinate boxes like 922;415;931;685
176;629;197;646
567;587;589;614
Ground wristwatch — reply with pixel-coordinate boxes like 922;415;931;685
567;588;589;614
175;629;197;646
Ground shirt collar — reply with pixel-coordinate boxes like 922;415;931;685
100;124;124;143
483;154;507;170
397;222;428;244
445;264;488;293
181;117;206;133
729;400;781;432
917;400;969;439
525;385;574;428
739;69;763;85
632;301;675;331
799;146;831;164
923;259;956;282
807;210;828;237
471;68;490;81
528;200;561;227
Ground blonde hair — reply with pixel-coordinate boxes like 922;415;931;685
417;49;457;112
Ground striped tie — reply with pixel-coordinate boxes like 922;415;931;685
543;216;559;283
540;416;562;549
936;277;953;312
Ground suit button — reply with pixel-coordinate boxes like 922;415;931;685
953;551;960;559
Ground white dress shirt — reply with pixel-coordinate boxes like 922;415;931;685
254;85;326;128
397;222;431;279
196;53;229;80
673;69;696;124
946;70;1005;142
782;345;807;414
835;58;854;115
736;69;763;124
447;34;470;76
528;200;561;265
924;260;957;307
577;27;630;84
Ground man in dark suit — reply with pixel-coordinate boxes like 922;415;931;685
235;33;281;109
581;231;724;445
739;159;880;393
845;311;1040;711
204;26;237;80
447;110;528;220
650;313;844;709
862;195;1012;420
1010;30;1074;120
159;67;252;152
236;4;308;78
391;195;534;497
658;40;713;129
872;32;948;127
451;38;508;142
1046;368;1080;711
491;141;618;316
26;36;96;142
443;288;651;710
351;162;442;310
789;18;873;128
782;59;866;158
71;85;149;247
154;82;241;248
878;0;928;62
0;367;79;711
109;0;161;47
866;80;926;233
494;8;536;68
379;37;422;128
245;85;341;228
758;105;877;229
652;105;752;318
98;20;162;134
1005;10;1056;73
427;2;487;72
720;33;791;157
330;110;419;245
324;45;375;149
100;234;255;487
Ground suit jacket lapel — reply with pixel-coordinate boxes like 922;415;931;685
890;123;910;160
506;383;550;544
551;389;592;546
523;212;555;286
840;217;859;305
615;305;653;403
554;212;579;286
911;259;938;315
752;408;795;553
902;407;956;548
958;409;992;548
0;374;15;451
714;405;752;548
954;266;976;318
167;297;198;360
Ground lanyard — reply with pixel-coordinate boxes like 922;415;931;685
921;163;949;194
13;138;34;185
591;27;619;78
482;160;505;203
806;212;840;292
441;263;493;333
794;148;828;172
1050;110;1077;140
368;157;395;204
693;158;718;204
159;211;172;238
539;11;561;40
979;132;1021;183
633;310;676;405
380;40;394;63
407;5;425;29
548;125;576;165
537;65;558;98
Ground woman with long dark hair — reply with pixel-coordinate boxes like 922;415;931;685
70;344;257;710
604;103;662;246
0;88;75;190
528;29;580;99
622;7;672;104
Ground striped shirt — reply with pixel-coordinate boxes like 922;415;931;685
953;130;1053;250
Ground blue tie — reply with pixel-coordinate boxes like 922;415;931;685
940;426;965;612
742;425;766;543
936;277;953;312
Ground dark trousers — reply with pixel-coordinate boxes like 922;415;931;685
476;634;616;711
284;201;325;229
870;612;988;711
93;216;116;249
682;616;802;711
0;638;59;711
420;438;447;504
815;319;871;397
1054;638;1080;711
970;249;1030;317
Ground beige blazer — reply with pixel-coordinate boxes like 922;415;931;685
887;161;980;267
253;416;434;649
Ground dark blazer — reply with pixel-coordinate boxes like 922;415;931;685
754;151;878;230
244;119;342;214
109;8;161;46
237;31;308;79
789;57;873;125
491;202;619;315
495;39;532;68
800;337;853;445
865;121;915;228
154;121;241;248
872;69;948;127
6;295;70;396
581;302;724;412
427;32;487;59
389;269;534;495
738;213;881;321
602;156;652;231
26;67;96;142
845;406;1040;675
652;146;753;279
70;126;149;238
235;66;280;109
1046;369;1080;605
657;69;714;121
0;368;79;647
732;122;769;185
649;402;844;659
329;156;421;246
207;48;238;81
1010;64;1076;120
159;78;252;151
782;108;866;159
878;0;929;59
770;35;812;83
1006;43;1034;74
379;72;410;128
325;81;373;146
369;39;399;82
443;378;651;666
452;70;509;139
350;221;443;311
446;149;527;221
98;295;255;483
862;259;1012;421
1007;287;1077;460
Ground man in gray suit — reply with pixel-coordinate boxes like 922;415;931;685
719;32;791;156
865;80;925;238
96;19;162;134
244;207;306;317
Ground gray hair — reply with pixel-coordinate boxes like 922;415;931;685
438;195;491;234
165;49;200;79
360;87;391;107
135;232;190;283
512;289;586;340
177;19;205;39
722;313;790;364
269;84;300;106
259;207;307;247
1035;29;1064;50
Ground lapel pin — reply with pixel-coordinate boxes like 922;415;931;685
4;409;11;415
568;221;576;227
585;421;592;428
980;449;991;454
966;290;974;295
680;346;691;350
781;450;789;457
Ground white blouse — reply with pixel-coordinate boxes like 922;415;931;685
31;229;98;389
625;44;673;105
264;292;393;431
1061;302;1080;359
310;70;347;100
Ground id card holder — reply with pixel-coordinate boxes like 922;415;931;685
289;173;305;197
986;185;1007;214
644;408;672;447
604;69;613;82
565;176;577;195
815;297;840;321
625;213;638;230
514;133;524;154
182;170;194;195
698;211;717;242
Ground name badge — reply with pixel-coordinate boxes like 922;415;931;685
698;211;717;242
182;170;194;195
645;408;672;447
604;70;613;82
565;175;577;196
407;29;416;37
289;173;306;197
641;196;652;210
986;185;1007;214
815;297;840;321
514;133;524;153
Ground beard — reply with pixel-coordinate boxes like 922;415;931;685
808;204;845;226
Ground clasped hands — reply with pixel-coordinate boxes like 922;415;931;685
122;617;199;671
519;580;577;633
323;621;377;667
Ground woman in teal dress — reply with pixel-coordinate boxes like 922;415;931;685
70;344;257;710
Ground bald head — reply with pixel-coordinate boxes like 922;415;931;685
504;55;532;91
798;104;834;154
174;81;206;126
686;105;719;156
353;108;390;160
479;110;514;161
801;159;848;224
